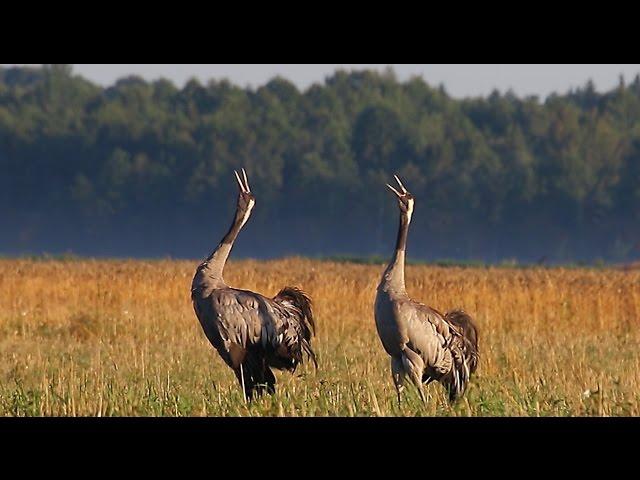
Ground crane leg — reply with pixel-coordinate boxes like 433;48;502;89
234;364;256;402
408;373;426;404
391;357;405;405
234;356;277;400
253;365;276;397
239;364;248;403
416;384;426;404
262;367;276;395
400;348;427;405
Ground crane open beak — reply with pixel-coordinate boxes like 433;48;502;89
234;168;251;193
386;174;408;197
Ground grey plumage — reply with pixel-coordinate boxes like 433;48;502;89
374;175;479;403
191;169;316;400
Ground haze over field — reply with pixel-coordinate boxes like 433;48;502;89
2;64;640;263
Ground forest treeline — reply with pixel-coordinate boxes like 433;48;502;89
1;64;640;262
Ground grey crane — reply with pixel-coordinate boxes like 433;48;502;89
374;175;479;403
191;168;316;400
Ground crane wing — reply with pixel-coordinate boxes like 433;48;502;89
207;288;283;349
395;300;455;378
195;287;315;371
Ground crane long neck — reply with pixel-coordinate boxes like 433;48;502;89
198;202;252;286
395;212;410;253
382;212;410;293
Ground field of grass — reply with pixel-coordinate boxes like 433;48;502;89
1;258;639;416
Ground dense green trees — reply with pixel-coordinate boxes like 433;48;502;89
1;65;639;262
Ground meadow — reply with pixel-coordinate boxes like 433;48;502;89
0;258;639;416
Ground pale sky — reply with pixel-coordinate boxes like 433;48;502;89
5;64;640;99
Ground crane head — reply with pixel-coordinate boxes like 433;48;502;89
233;168;256;221
386;174;414;222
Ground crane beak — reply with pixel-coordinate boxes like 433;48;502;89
386;174;409;198
241;168;251;192
234;168;251;193
386;183;402;197
393;174;408;194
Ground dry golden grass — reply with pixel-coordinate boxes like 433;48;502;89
1;258;639;416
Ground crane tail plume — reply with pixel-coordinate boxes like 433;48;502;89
442;309;479;401
273;286;317;369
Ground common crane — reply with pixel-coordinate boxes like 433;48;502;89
374;175;479;403
191;169;316;400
